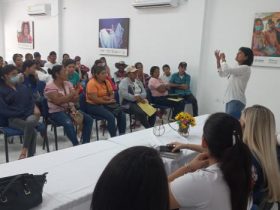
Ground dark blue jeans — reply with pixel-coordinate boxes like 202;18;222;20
225;100;245;120
86;103;126;137
49;111;93;146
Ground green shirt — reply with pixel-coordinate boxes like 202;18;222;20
68;71;80;86
169;72;191;95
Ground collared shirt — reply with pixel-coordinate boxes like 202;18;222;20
170;72;191;95
68;71;80;87
218;62;251;104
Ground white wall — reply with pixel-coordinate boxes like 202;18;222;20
0;1;5;57
60;0;206;95
2;0;280;129
197;0;280;130
1;0;60;61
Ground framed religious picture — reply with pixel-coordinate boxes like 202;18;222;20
17;21;34;49
99;18;129;56
251;12;280;67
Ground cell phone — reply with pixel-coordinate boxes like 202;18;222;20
159;145;180;153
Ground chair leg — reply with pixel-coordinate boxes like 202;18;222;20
54;126;58;150
168;108;173;120
20;136;23;144
44;134;50;153
42;125;50;153
129;114;133;133
95;120;99;141
4;135;9;163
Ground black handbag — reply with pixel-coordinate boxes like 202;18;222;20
0;173;48;210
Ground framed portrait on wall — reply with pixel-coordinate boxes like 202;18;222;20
99;18;129;56
17;21;34;49
251;12;280;67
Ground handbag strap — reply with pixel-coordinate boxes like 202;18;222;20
103;81;111;97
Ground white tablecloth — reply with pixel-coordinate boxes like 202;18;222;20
0;115;208;210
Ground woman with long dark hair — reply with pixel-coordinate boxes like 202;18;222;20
91;146;169;210
44;65;93;146
169;113;252;210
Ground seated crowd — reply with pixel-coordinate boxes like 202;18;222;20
1;51;280;210
0;51;195;156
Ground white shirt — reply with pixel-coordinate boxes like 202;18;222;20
44;61;59;70
171;164;231;210
218;62;251;104
133;81;142;95
160;74;171;83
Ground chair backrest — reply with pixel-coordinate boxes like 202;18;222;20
0;115;8;127
79;92;87;113
39;97;50;120
145;88;153;103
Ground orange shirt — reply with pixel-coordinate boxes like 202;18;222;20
86;78;113;104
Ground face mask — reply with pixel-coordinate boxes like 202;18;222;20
255;25;263;31
9;75;20;84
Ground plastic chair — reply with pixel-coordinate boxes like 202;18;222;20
0;122;50;163
40;97;62;150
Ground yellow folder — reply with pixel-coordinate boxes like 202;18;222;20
137;102;157;117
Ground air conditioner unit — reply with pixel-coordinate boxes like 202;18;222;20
27;4;48;16
132;0;179;8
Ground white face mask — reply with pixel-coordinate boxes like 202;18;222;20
9;74;21;84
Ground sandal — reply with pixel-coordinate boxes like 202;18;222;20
18;153;27;160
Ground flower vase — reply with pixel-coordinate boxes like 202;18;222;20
178;125;189;137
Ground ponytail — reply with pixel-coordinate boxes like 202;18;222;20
48;65;63;80
220;138;252;210
203;113;252;210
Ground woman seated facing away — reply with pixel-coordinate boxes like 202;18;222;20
148;66;185;119
119;66;156;128
240;105;280;208
0;65;40;159
44;65;93;146
91;146;169;210
169;113;252;210
86;65;126;137
22;60;46;104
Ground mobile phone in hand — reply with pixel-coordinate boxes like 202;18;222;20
159;145;180;153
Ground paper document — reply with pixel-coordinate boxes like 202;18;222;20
137;102;157;117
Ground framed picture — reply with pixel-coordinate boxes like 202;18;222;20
251;12;280;67
17;21;34;49
99;18;129;56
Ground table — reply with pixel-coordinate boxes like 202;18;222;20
0;115;208;210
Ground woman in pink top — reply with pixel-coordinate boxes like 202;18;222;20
148;66;184;119
44;65;93;146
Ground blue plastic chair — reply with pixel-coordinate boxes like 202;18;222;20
0;122;50;163
40;97;62;150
